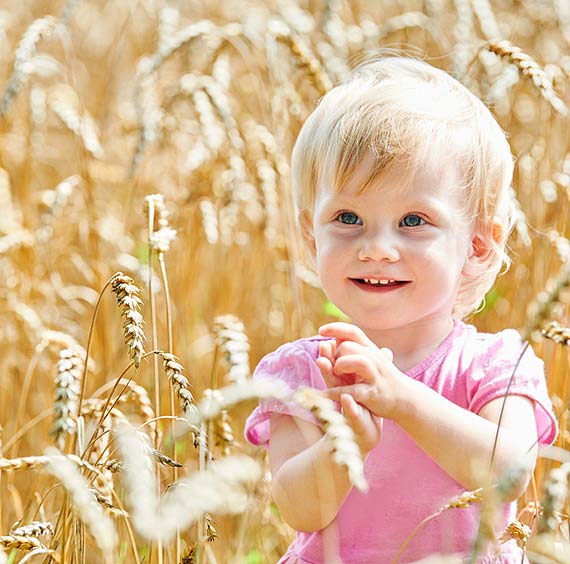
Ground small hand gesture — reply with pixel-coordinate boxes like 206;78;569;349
316;334;383;456
317;322;409;428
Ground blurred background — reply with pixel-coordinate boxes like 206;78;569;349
0;0;569;562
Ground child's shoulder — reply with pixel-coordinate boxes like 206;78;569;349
459;321;533;364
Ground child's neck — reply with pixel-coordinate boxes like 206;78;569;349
362;316;456;373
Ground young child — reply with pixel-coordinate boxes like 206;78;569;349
244;56;558;564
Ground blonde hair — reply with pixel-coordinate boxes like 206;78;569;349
291;56;515;319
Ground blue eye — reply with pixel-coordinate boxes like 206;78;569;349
337;212;362;225
400;214;425;227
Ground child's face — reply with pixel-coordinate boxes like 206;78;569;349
304;153;475;335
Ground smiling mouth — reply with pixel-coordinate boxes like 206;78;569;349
351;278;410;289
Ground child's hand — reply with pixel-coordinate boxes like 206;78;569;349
317;338;383;455
317;322;410;423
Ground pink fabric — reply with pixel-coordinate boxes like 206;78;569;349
244;320;558;564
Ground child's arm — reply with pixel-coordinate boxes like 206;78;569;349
269;390;380;532
319;323;539;500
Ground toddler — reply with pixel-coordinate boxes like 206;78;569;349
244;56;557;563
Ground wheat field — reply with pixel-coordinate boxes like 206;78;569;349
0;0;569;562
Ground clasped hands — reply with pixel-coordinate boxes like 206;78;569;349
316;322;409;455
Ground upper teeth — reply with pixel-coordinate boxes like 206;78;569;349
364;279;395;285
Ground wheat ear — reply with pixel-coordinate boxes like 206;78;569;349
0;454;100;475
0;16;60;115
271;22;332;95
487;40;569;117
190;378;290;424
9;522;54;537
51;346;84;450
116;424;261;542
498;520;532;549
145;193;177;254
522;263;570;339
111;273;145;368
44;447;117;552
295;387;368;493
212;314;250;383
0;535;46;551
198;198;219;244
48;84;104;159
541;321;570;346
158;352;198;417
537;463;570;534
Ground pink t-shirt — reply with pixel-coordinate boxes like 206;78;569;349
244;320;558;564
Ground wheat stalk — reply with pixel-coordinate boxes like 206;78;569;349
145;194;177;254
523;263;570;339
90;489;128;517
541;321;570;346
212;314;250;383
9;522;54;537
190;378;290;423
487;40;569;117
88;378;155;424
0;535;46;551
51;346;84;450
546;229;570;264
498;520;532;549
116;424;261;542
271;21;332;95
295;387;368;493
158;352;197;418
211;51;230;90
0;454;100;475
111;273;145;368
44;447;117;552
453;0;475;80
48;84;104;159
36;175;82;243
440;488;485;510
0;167;21;235
198;198;219;245
0;16;60;115
213;409;234;457
553;0;570;46
538;463;570;534
158;6;179;52
472;0;503;40
377;12;444;47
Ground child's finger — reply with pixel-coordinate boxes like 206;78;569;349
322;383;370;405
316;355;346;389
341;393;364;422
333;354;377;384
340;394;382;446
316;354;333;379
318;322;373;347
318;339;336;363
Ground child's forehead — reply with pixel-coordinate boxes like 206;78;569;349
319;151;461;201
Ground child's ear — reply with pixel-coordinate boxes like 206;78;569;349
298;209;316;256
469;218;503;260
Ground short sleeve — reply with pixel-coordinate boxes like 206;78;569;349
466;329;558;446
243;338;328;448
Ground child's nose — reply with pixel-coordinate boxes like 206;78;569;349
357;232;400;263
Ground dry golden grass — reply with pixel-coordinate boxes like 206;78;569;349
0;0;569;562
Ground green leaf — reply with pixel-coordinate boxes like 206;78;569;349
478;288;500;313
243;549;264;564
322;300;349;320
135;243;149;265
